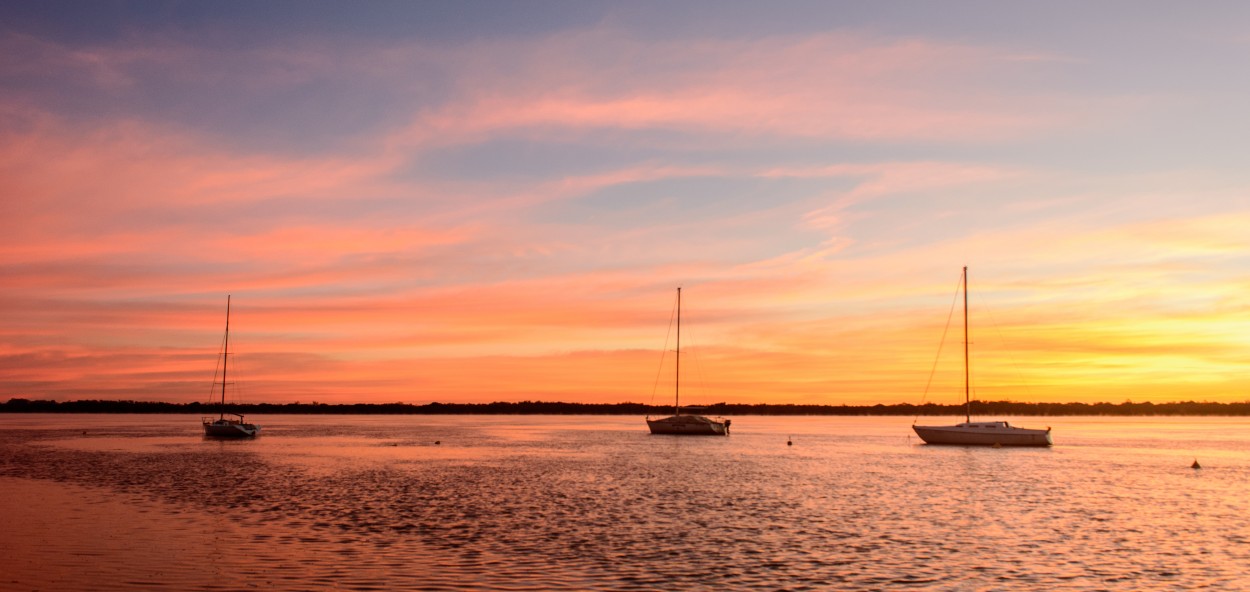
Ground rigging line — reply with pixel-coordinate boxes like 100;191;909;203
683;314;710;402
976;289;1036;403
230;342;244;405
207;328;227;401
648;291;679;407
668;288;713;406
916;270;965;422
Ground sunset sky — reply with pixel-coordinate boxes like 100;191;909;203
3;1;1249;406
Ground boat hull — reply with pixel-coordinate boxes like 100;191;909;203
913;422;1051;447
202;418;260;438
647;414;729;436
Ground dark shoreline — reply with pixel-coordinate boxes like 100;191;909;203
3;398;1249;416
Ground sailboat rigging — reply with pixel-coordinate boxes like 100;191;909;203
645;288;731;436
201;295;260;438
912;267;1052;447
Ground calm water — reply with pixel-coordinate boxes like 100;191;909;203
1;414;1248;591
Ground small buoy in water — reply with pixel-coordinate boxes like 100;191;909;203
1192;459;1201;469
787;436;792;446
434;440;441;445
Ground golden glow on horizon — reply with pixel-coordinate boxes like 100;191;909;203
3;10;1250;406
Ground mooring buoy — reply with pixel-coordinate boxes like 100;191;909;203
1192;459;1201;469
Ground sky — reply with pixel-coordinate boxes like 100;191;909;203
2;1;1249;406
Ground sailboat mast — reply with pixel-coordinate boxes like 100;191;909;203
675;287;681;416
962;267;970;424
221;295;230;419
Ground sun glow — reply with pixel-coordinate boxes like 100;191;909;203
3;6;1249;405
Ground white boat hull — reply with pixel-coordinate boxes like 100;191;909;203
202;418;260;438
647;414;729;436
913;422;1051;447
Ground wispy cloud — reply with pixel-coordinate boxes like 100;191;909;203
2;9;1248;404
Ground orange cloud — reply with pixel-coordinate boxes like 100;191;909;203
3;23;1247;407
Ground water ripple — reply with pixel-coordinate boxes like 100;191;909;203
2;416;1249;590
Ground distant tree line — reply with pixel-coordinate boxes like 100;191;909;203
2;398;1249;416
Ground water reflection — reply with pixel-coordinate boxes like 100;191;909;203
1;414;1248;590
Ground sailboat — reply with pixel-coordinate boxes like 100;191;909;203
912;267;1052;447
202;295;261;438
646;288;731;436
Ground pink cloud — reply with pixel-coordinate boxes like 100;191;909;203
387;31;1088;151
3;24;1247;406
